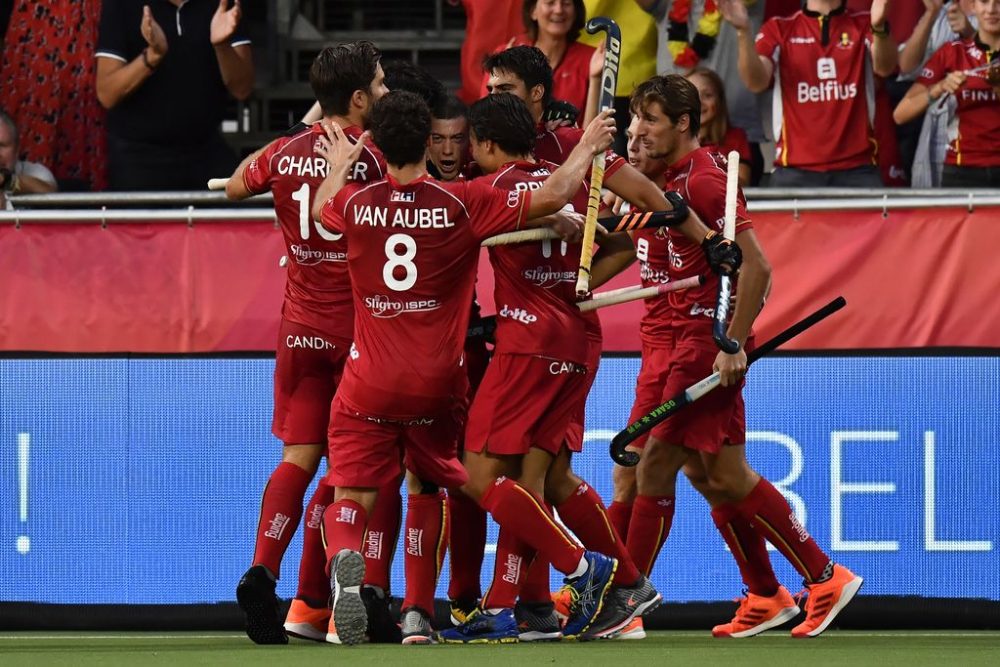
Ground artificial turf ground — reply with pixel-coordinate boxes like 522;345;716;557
1;631;998;666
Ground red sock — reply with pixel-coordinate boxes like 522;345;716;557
321;498;368;573
252;462;313;578
625;495;675;576
295;482;337;604
608;501;633;545
362;479;402;592
557;482;640;586
447;489;487;602
734;479;831;583
711;503;780;597
481;527;534;610
519;555;551;604
480;477;584;575
402;491;449;614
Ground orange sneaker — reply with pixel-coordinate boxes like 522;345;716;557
615;617;646;640
791;565;863;638
712;586;800;638
284;598;330;642
551;588;572;626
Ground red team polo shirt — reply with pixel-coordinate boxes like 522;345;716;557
486;159;592;365
662;148;752;336
242;123;387;342
634;223;674;349
917;37;1000;168
321;174;531;420
534;125;628;178
756;8;878;171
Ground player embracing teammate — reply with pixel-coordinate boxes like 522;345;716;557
620;74;863;638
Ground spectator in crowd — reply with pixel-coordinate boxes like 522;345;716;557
482;1;596;117
896;0;976;186
96;0;254;190
635;0;767;184
0;110;58;209
449;0;523;104
720;0;898;187
893;0;1000;188
686;67;752;185
581;0;659;154
427;97;470;181
0;0;107;191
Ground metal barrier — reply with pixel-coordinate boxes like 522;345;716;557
4;189;1000;222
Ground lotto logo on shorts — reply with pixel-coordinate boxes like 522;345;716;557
406;528;424;557
499;304;537;324
336;507;357;525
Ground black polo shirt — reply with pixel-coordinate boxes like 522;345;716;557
96;0;251;146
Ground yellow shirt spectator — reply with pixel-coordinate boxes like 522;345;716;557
579;0;658;95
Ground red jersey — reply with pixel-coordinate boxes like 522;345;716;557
917;37;1000;168
702;126;751;165
486;159;591;364
482;35;595;115
662;148;752;335
756;8;877;170
322;174;531;419
533;125;627;180
633;218;674;349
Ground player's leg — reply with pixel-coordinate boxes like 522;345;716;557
683;454;797;638
545;447;660;640
627;434;687;576
699;446;863;638
320;396;405;646
360;475;404;643
238;320;341;645
400;471;449;645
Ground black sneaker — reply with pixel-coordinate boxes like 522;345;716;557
236;565;289;645
582;574;662;640
362;584;402;643
514;601;562;642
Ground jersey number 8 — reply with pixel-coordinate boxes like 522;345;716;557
384;233;418;291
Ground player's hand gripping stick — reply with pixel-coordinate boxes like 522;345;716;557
712;150;742;354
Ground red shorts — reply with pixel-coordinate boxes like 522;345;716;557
626;343;675;451
326;396;469;489
649;336;748;454
272;319;349;445
465;353;588;456
563;337;602;453
464;334;491;400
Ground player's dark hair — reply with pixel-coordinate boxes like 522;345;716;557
630;74;701;138
382;60;447;111
522;0;586;43
468;93;536;157
432;95;468;121
309;41;382;116
483;45;553;106
370;91;432;168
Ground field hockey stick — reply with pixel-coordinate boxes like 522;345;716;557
711;150;742;354
577;275;704;312
610;296;847;466
207;178;229;191
481;207;681;247
575;16;621;298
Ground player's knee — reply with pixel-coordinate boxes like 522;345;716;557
543;467;580;505
281;443;324;475
612;464;637;503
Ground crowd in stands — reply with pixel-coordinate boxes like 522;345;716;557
1;0;997;195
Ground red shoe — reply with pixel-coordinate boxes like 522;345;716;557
712;587;800;638
284;598;330;642
791;565;863;638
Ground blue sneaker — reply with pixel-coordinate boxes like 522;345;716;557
434;608;519;644
560;551;618;639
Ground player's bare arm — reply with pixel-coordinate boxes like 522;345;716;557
603;165;713;245
225;144;270;201
588;228;638;290
525;110;616;220
311;123;370;221
719;0;774;93
869;0;899;78
713;227;772;387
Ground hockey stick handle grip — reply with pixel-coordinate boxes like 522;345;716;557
207;178;229;191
